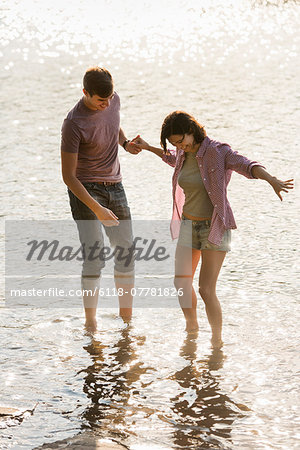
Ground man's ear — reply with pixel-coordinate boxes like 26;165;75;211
83;88;89;97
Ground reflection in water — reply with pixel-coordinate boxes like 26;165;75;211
168;334;245;449
79;325;149;442
79;328;248;448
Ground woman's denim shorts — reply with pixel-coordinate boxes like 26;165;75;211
178;216;231;252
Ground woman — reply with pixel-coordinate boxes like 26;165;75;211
135;111;293;348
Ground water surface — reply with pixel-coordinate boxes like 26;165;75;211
1;0;299;448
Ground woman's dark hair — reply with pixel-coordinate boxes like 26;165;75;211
160;111;206;152
83;67;113;98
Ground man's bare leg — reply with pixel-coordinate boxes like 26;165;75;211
84;307;98;333
82;277;99;333
114;273;134;322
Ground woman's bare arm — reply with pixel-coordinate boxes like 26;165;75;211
251;165;294;201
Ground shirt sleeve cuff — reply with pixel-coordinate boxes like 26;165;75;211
249;163;266;178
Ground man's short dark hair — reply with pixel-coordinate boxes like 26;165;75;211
83;67;113;98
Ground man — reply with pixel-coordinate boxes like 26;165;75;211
61;67;140;332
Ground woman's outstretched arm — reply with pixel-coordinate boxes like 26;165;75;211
251;166;294;201
224;144;294;201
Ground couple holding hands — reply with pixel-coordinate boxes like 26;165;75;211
61;66;293;348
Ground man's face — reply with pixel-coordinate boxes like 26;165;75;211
83;90;114;111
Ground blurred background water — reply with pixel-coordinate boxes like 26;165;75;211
1;0;300;448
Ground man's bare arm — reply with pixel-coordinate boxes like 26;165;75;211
61;151;119;225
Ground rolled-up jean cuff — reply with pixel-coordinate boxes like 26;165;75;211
114;269;135;284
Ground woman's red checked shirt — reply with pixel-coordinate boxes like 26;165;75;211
162;136;264;246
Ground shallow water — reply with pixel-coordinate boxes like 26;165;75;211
1;0;300;448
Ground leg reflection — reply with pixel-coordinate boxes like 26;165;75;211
79;326;148;442
168;335;245;449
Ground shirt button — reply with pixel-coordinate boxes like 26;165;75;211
208;191;211;194
199;164;202;167
203;178;206;181
215;204;218;207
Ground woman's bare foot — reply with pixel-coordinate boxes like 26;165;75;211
211;336;223;349
185;321;199;332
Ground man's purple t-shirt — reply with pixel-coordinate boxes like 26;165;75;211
61;93;121;183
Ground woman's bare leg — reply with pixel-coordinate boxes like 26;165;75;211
174;245;201;331
198;250;226;348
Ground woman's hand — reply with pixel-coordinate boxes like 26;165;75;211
270;177;294;201
251;166;294;201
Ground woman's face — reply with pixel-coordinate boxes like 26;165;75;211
168;134;197;152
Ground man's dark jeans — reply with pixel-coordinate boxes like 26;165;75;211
68;182;135;284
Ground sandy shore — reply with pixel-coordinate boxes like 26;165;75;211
34;431;128;449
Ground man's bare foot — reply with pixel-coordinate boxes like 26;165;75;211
84;320;97;334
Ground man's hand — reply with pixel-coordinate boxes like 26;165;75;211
126;135;142;154
94;204;119;226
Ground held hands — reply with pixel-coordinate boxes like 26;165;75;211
125;135;143;154
131;135;150;150
270;177;294;201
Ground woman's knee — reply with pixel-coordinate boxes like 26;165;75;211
198;284;214;301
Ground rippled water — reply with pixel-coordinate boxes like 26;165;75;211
1;0;300;448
